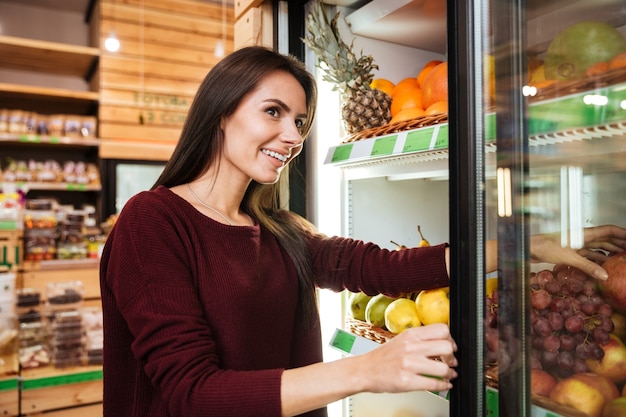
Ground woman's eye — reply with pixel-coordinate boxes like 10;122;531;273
295;119;304;130
266;107;280;118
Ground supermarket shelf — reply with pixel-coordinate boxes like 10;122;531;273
0;377;19;417
21;258;99;272
0;83;99;115
0;133;99;148
1;181;101;192
20;365;103;415
325;80;626;177
0;35;99;80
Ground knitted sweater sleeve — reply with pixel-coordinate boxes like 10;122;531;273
100;192;284;417
307;234;450;295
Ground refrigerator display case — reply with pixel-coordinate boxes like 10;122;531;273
301;0;626;416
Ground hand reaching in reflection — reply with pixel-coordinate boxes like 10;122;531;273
530;225;626;280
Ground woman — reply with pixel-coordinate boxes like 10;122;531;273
100;46;626;417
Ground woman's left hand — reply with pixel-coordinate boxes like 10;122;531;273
530;224;626;280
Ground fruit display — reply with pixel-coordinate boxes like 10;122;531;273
528;20;626;97
369;59;449;128
484;261;626;417
543;21;626;81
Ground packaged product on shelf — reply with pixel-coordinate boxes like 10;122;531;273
63;116;81;137
16;288;42;323
57;209;87;259
19;342;49;369
47;308;84;368
0;109;7;132
24;202;59;261
16;287;48;369
80;116;97;138
47;114;65;137
46;281;84;310
81;306;102;365
7;110;23;133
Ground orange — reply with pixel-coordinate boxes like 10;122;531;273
585;61;609;76
370;78;395;96
390;86;423;117
421;61;448;110
389;107;425;125
391;77;419;98
417;60;443;87
608;52;626;70
424;101;448;116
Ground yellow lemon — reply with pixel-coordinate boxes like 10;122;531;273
385;298;421;334
415;287;450;325
486;277;498;298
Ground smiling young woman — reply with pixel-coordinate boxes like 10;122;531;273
99;46;626;417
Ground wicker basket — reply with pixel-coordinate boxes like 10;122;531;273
530;66;626;102
345;317;395;344
343;113;448;143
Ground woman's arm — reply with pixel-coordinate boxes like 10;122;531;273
280;323;457;417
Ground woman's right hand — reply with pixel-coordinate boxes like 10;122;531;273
358;323;458;393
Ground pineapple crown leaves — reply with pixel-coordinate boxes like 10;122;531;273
302;1;378;97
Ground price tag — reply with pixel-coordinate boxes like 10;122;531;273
403;128;435;153
18;134;41;143
49;136;61;144
486;386;498;417
485;114;496;143
331;144;354;163
433;124;448;149
371;136;397;156
66;183;87;191
331;329;356;353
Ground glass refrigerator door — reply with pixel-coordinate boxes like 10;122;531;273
451;1;626;416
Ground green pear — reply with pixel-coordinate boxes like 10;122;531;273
348;292;372;321
365;294;396;329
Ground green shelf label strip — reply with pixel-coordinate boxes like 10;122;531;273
22;369;103;391
327;124;445;165
0;378;18;392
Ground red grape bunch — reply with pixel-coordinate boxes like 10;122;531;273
484;264;615;378
529;265;614;377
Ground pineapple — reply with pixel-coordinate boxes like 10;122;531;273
302;0;391;134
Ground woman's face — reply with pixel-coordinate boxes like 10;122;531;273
221;70;308;185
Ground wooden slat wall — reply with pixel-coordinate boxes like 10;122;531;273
98;0;234;161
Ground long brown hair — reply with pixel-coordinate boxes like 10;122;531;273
153;46;319;325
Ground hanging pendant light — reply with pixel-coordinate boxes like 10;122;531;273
105;0;120;52
105;32;120;52
214;0;227;57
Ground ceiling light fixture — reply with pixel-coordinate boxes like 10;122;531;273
214;0;227;58
105;0;120;52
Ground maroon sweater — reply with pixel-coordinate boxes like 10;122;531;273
100;186;449;417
